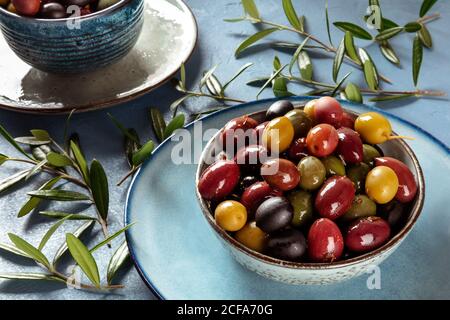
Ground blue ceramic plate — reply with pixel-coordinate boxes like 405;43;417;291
125;97;450;300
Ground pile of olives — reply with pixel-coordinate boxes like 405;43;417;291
1;0;118;18
198;97;418;263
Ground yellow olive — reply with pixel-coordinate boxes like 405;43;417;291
304;99;317;121
365;166;399;204
262;116;294;153
354;112;392;144
235;221;267;252
215;200;247;231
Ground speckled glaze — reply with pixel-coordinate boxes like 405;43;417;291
195;108;425;285
0;0;144;73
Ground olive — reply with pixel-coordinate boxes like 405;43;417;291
297;156;326;191
266;100;294;121
255;121;269;144
345;217;391;252
365;166;399;204
315;176;355;220
321;156;345;176
235;175;260;195
234;144;268;175
198;160;240;201
303;99;317;122
378;200;405;227
287;190;313;227
7;2;17;13
313;96;343;128
285;109;312;138
375;157;417;203
306;124;339;157
355;112;392;144
240;181;274;213
255;197;293;233
288;137;308;162
362;144;381;166
215;200;247;232
347;163;371;193
336;127;363;164
40;3;67;19
12;0;40;16
262;116;295;153
261;158;300;191
308;218;344;262
62;0;91;6
235;221;267;253
221;116;259;151
267;228;307;261
341;195;377;221
340;112;355;129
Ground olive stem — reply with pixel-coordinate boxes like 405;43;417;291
117;166;140;186
50;270;124;291
387;135;416;141
417;12;440;24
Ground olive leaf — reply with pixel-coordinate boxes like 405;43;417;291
0;169;32;194
0;243;31;259
344;82;363;103
381;18;399;30
107;241;130;285
70;140;90;185
273;56;282;70
404;22;422;33
0;153;7;166
344;31;360;64
32;145;51;161
235;28;279;57
256;64;287;99
124;128;141;167
282;0;302;31
53;221;94;266
89;224;134;254
331;72;352;97
332;38;345;82
90;159;109;220
358;48;379;90
27;190;91;202
325;0;333;46
420;0;438;17
298;51;313;81
223;17;246;23
180;63;186;90
289;36;310;74
205;73;223;97
150;108;166;143
46;152;72;167
370;94;416;102
38;214;73;251
30;130;50;142
107;113;139;144
132;140;155;166
0;273;63;282
169;94;194;116
15;136;50;146
375;27;403;41
412;35;423;86
242;0;260;20
272;77;292;98
418;24;432;48
25;159;47;181
66;233;100;287
39;211;96;221
163;114;185;139
199;65;218;91
18;176;62;218
63;109;76;147
0;125;33;160
8;234;50;269
380;41;400;65
333;21;373;40
246;77;271;87
222;63;253;93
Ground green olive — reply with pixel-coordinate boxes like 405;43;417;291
285;109;312;138
287;190;313;227
341;195;377;221
363;144;381;166
347;163;371;193
321;156;346;176
297;156;326;191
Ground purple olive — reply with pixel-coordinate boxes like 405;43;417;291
336;127;363;164
255;197;293;233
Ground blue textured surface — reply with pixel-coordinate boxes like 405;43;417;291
0;0;144;73
0;0;449;300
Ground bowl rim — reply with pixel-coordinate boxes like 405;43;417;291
0;0;133;23
195;106;426;270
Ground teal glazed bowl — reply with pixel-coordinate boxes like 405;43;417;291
0;0;144;73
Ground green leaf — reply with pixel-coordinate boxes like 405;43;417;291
30;129;50;142
298;51;313;81
150;108;166;143
420;0;438;17
70;140;90;185
66;233;100;287
32;145;51;161
53;221;94;266
39;211;96;221
90;224;134;254
0;243;31;259
256;64;287;99
282;0;302;31
358;48;379;90
273;56;282;70
27;190;91;202
199;65;218;90
90;160;109;220
107;113;139;144
369;94;416;102
222;63;253;92
107;241;130;285
331;72;352;97
418;24;432;48
63;109;76;147
344;82;363;103
325;0;333;46
272;77;292;98
223;17;246;23
15;136;50;146
205;73;223;97
379;41;400;65
344;31;360;64
46;152;72;167
25;159;47;181
132;140;155;166
124;128;141;167
0;273;63;282
0;125;33;160
381;18;399;30
180;63;186;89
332;38;345;82
412;35;423;86
333;21;373;40
242;0;260;20
38;215;73;251
235;28;279;57
163;114;185;139
18;176;61;218
404;22;421;33
0;153;7;166
8;234;50;269
169;94;194;115
0;169;32;194
246;77;271;87
289;36;310;74
375;27;403;41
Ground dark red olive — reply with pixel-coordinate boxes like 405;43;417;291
308;218;344;262
261;158;300;191
313;97;343;128
336;127;363;164
267;228;306;261
315;176;355;220
40;3;67;19
240;181;273;213
306;124;339;157
234;144;268;174
266;100;294;121
12;0;41;16
379;200;405;227
255;197;293;233
340;112;355;129
198;160;240;201
221;116;259;151
345;217;391;252
375;157;418;203
288;137;308;161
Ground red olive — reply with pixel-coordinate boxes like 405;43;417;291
375;157;418;203
12;0;41;16
336;127;363;164
261;158;300;191
198;160;240;200
240;181;274;213
288;137;308;162
340;112;355;129
221;116;259;151
313;97;343;128
315;176;355;220
345;217;391;252
234;144;268;174
306;124;339;157
308;218;344;262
